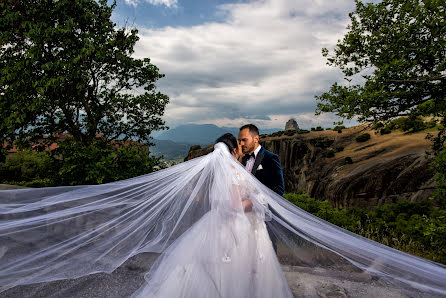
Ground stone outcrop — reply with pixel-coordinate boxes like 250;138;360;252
285;119;299;130
184;126;437;209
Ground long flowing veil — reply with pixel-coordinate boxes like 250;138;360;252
1;142;446;296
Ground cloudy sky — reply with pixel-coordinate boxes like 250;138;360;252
112;0;360;130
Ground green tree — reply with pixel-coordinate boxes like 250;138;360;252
0;0;169;148
316;0;445;123
315;0;446;200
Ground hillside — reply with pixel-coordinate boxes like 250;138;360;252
186;125;438;209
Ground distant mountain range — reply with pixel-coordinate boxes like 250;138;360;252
151;124;282;160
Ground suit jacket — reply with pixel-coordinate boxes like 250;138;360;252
243;146;285;196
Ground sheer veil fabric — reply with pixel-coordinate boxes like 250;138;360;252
0;142;445;297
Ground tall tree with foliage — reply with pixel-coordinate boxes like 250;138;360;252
316;0;446;199
0;0;169;185
0;0;169;148
316;0;445;123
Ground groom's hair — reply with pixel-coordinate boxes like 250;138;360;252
239;124;259;136
215;133;238;153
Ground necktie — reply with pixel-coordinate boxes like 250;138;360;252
242;152;255;165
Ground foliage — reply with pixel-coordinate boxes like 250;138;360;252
316;0;446;123
324;150;335;158
54;138;164;185
431;149;446;207
297;129;310;134
333;125;346;131
380;127;392;135
0;0;169;148
284;130;296;136
355;133;371;142
0;138;164;186
374;116;439;135
343;156;353;164
268;130;298;137
0;150;58;187
311;139;334;149
284;193;446;264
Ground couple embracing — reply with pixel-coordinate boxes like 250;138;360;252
223;124;285;197
134;124;292;298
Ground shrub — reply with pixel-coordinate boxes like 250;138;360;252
284;130;296;136
325;150;335;158
432;149;446;207
333;125;346;131
335;146;344;152
315;126;324;131
343;156;353;164
356;133;371;142
54;137;163;185
270;131;285;137
0;150;57;186
380;127;392;135
372;122;385;129
311;127;315;131
0;137;164;187
284;193;446;264
298;129;310;134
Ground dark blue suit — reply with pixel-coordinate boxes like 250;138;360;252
244;146;285;196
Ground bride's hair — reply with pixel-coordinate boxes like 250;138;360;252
215;133;238;153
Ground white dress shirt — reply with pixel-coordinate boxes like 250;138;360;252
245;145;261;173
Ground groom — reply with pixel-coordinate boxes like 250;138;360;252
238;124;284;252
238;124;284;196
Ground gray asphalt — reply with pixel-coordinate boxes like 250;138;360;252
0;253;159;298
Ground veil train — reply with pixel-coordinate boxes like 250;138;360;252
0;142;445;296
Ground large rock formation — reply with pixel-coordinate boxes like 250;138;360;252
185;125;437;209
285;119;299;130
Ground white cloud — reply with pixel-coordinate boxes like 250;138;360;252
134;0;358;129
125;0;178;8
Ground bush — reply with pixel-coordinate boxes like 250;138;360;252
380;127;392;135
343;156;353;164
54;137;163;185
298;129;310;134
432;149;446;207
333;125;346;131
356;133;371;142
270;131;285;137
284;130;296;136
284;193;446;264
0;150;57;186
325;150;335;158
335;146;344;152
0;137;164;187
380;116;434;134
372;122;385;129
311;127;315;131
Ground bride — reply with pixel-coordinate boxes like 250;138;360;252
0;133;446;297
132;134;293;297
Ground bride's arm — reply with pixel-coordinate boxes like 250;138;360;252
242;198;253;212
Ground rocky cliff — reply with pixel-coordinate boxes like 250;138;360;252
184;125;437;209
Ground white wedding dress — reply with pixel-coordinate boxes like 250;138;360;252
133;169;293;298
